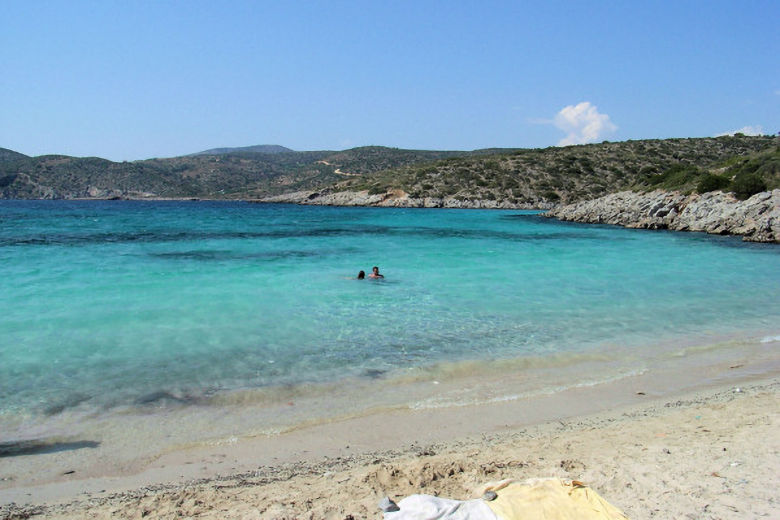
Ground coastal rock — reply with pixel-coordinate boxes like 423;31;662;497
260;189;554;210
546;189;780;243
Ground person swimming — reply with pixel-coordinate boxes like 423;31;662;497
368;266;384;279
357;270;365;279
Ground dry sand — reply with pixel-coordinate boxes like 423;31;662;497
2;376;777;520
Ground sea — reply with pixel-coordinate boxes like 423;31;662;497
1;200;779;462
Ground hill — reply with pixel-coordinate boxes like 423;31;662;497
326;135;777;206
0;147;29;163
0;146;485;200
191;144;294;156
0;136;776;202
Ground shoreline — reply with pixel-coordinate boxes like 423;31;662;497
6;188;779;244
547;189;780;243
1;333;778;518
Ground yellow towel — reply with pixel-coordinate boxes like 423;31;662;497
481;478;628;520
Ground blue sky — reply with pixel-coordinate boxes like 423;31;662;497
1;1;778;161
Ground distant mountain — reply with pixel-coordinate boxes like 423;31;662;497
0;147;29;163
191;144;294;156
0;145;482;200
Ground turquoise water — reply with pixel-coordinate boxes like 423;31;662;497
1;200;779;419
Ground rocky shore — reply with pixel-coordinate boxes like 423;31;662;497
261;187;779;243
546;189;780;243
260;189;553;209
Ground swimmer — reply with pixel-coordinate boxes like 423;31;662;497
357;270;365;279
368;266;384;279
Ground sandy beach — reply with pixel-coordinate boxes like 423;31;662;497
2;344;778;519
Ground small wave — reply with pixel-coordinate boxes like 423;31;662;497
392;350;621;385
666;333;780;357
407;368;647;410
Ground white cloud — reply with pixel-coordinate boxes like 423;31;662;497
553;102;617;146
716;125;765;137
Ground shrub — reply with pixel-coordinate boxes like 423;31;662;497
696;173;731;193
665;164;701;186
0;174;17;187
646;164;703;189
731;173;767;199
725;148;780;181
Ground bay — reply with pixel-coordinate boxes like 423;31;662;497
1;200;778;420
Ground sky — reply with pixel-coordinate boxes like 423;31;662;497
1;1;778;161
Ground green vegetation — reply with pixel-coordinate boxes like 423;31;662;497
0;147;29;163
0;136;777;202
722;146;780;198
0;174;18;187
731;173;767;199
635;144;779;199
191;144;294;155
644;164;705;192
696;173;731;193
339;135;777;204
0;144;521;200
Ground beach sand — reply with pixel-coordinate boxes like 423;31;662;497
1;371;777;519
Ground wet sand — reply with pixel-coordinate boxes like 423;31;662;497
1;338;778;519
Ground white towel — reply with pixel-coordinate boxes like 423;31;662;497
384;494;499;520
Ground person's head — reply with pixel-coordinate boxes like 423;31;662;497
372;266;379;274
357;270;365;279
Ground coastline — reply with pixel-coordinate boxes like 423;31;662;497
259;189;553;209
1;333;778;519
262;187;780;243
8;188;779;243
547;189;780;243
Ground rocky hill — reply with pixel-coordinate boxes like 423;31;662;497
0;147;28;163
0;146;484;200
0;136;776;203
190;144;294;156
323;135;778;204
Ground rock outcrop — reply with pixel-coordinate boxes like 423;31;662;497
546;189;780;243
261;189;554;210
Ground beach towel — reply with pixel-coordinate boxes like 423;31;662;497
383;494;498;520
383;478;627;520
480;478;628;520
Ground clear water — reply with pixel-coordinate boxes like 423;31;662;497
1;200;779;419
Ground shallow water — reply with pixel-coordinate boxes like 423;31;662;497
1;200;778;426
